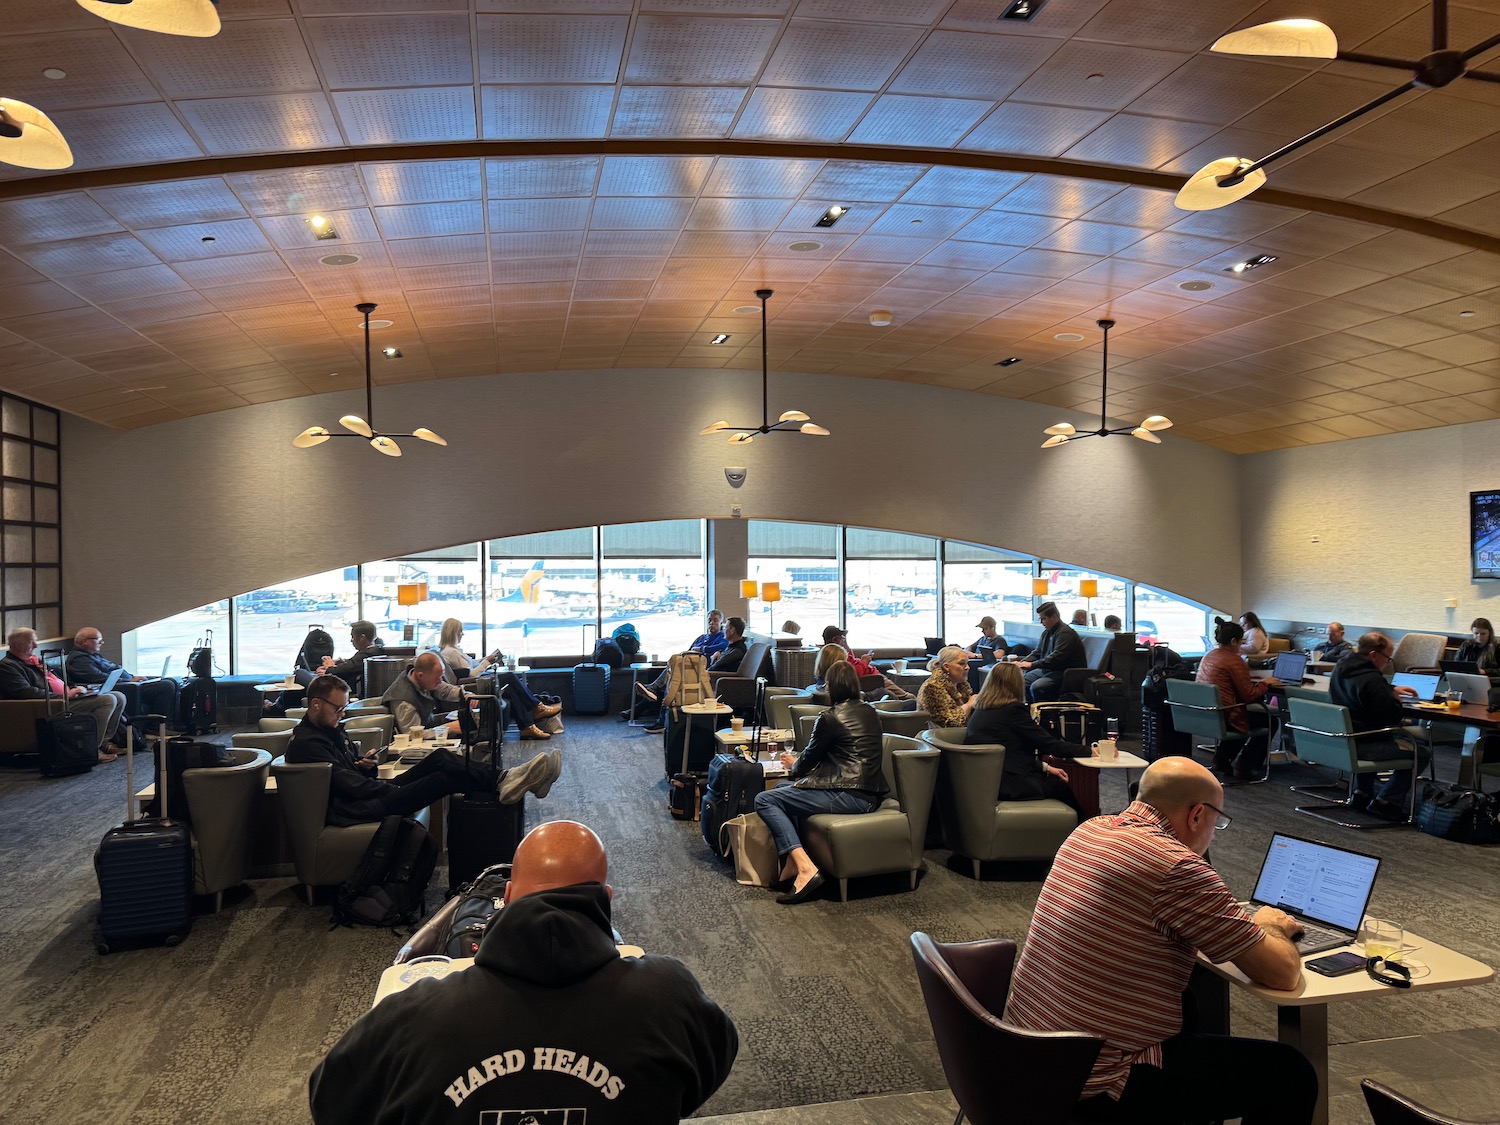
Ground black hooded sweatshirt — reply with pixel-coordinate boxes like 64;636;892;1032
309;884;738;1124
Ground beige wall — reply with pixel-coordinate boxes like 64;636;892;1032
62;368;1244;647
1241;417;1500;633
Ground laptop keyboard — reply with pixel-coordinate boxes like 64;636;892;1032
1293;920;1348;949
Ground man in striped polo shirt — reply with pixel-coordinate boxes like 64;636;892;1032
1005;757;1317;1124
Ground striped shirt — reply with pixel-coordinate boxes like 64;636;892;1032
1004;802;1263;1100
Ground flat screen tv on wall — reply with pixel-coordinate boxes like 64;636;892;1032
1472;490;1500;579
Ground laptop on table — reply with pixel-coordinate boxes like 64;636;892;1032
1271;651;1312;684
1245;833;1382;955
1443;671;1491;705
1440;659;1482;677
81;668;126;696
1392;671;1441;702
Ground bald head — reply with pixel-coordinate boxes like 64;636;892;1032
413;651;443;674
504;821;609;903
1138;756;1220;815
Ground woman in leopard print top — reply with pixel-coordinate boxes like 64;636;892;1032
918;646;974;728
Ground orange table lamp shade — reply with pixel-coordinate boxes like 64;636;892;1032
1032;578;1049;596
396;582;427;607
740;579;759;599
1079;579;1099;598
761;582;781;603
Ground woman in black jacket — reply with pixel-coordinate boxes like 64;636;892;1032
965;662;1085;819
754;661;886;906
1455;617;1500;675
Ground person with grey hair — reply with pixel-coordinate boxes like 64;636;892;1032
917;645;975;728
0;626;128;763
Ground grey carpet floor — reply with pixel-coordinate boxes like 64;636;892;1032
0;721;1497;1124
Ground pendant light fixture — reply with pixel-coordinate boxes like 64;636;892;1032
293;302;446;458
1040;320;1171;449
0;98;72;170
75;0;221;37
1178;0;1500;211
699;289;829;444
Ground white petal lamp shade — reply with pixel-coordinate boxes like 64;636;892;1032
339;414;373;437
0;99;73;170
1176;157;1268;211
293;426;331;448
75;0;222;37
799;422;830;435
1131;428;1163;444
1041;435;1071;449
1141;415;1173;431
370;436;402;457
1043;422;1076;437
699;420;729;435
1211;19;1336;58
411;427;447;446
729;432;754;444
778;409;809;422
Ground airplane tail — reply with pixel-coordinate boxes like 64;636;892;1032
498;561;544;604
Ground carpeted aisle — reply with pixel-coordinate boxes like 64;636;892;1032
0;719;1497;1123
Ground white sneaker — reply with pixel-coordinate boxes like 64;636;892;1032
497;751;553;804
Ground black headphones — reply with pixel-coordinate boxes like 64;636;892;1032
1365;956;1412;988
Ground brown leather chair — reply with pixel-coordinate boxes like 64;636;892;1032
910;931;1101;1125
1362;1079;1500;1125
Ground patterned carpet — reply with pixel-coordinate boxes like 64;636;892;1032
0;720;1497;1124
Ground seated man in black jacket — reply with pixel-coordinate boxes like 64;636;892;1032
68;626;179;728
308;619;383;697
1328;632;1428;821
1017;601;1087;703
308;820;738;1124
286;675;560;825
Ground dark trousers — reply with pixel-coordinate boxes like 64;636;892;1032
119;678;180;725
1354;742;1430;803
1038;773;1085;819
1076;1029;1318;1125
1218;703;1271;774
1025;668;1063;702
376;748;492;818
488;672;541;727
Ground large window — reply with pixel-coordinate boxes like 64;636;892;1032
601;521;705;658
487;530;597;659
367;546;482;655
2;394;62;642
845;528;937;649
1045;567;1128;632
128;601;230;679
747;521;838;640
942;543;1034;648
233;567;359;674
1136;587;1211;653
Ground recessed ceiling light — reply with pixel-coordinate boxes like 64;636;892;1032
710;333;731;344
995;357;1023;367
306;214;338;241
382;346;402;359
1226;253;1277;273
1055;332;1085;342
1459;310;1477;318
200;235;215;243
1179;280;1213;291
868;310;893;327
361;318;393;330
815;205;848;228
1000;0;1046;19
788;240;822;252
42;68;66;80
320;253;360;266
733;305;759;314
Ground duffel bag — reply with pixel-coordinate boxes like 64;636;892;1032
1415;780;1499;845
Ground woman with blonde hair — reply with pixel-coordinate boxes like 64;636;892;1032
436;617;561;740
966;662;1084;818
917;645;974;728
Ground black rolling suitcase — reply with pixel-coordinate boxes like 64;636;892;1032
94;723;194;954
701;751;762;856
178;676;216;734
36;649;98;778
571;662;610;714
444;731;524;894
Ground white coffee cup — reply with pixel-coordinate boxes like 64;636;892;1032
895;659;907;673
283;674;295;687
1092;739;1118;762
730;717;745;732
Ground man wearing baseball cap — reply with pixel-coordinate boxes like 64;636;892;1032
820;625;912;701
967;616;1008;665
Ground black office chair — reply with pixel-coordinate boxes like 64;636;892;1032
909;932;1101;1125
1361;1078;1500;1125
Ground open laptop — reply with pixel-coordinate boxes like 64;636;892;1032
1271;651;1311;684
81;668;125;697
1392;671;1441;701
923;637;945;657
1444;671;1491;704
1440;659;1482;677
1246;833;1382;955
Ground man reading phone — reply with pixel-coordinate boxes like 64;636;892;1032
1004;757;1318;1124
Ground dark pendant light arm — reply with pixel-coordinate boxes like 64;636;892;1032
1224;81;1417;184
759;288;771;433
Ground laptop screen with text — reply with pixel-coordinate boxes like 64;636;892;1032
1251;833;1381;935
1272;651;1307;682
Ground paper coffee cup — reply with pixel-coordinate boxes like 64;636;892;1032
730;717;745;731
283;675;295;687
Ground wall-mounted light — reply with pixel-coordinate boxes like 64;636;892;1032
815;205;848;228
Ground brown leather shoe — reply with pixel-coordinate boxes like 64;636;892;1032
519;724;551;740
534;702;562;719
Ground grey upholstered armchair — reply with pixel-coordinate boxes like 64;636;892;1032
919;727;1077;879
182;747;272;912
800;734;939;902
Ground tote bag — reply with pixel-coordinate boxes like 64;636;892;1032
721;813;780;887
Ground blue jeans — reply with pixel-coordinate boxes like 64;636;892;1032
753;784;879;857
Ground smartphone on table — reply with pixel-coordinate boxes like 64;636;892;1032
1306;951;1366;977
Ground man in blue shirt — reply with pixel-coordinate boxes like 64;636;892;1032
1312;621;1353;663
687;610;727;658
631;610;727;731
67;626;179;733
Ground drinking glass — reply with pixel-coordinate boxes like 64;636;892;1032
1361;917;1404;960
1445;690;1462;712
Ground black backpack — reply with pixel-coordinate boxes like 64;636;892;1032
298;627;336;672
187;630;213;678
333;816;438;928
147;737;233;825
436;863;512;958
591;637;625;668
1141;645;1191;710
